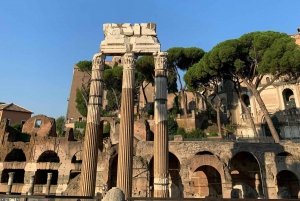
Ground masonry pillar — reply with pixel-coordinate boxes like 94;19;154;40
80;53;106;197
117;52;136;199
45;173;52;195
28;175;35;195
153;52;169;197
6;172;15;195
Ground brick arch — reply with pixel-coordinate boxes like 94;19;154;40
230;151;262;173
189;155;225;183
37;150;60;163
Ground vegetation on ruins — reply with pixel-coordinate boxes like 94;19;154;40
167;47;205;118
185;31;300;142
56;116;66;137
11;122;22;133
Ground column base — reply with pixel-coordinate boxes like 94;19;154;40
153;178;169;197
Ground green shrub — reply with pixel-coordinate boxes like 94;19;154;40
185;128;206;138
103;122;110;134
168;116;178;136
74;129;85;140
176;127;186;136
209;132;218;137
74;121;86;129
11;123;22;132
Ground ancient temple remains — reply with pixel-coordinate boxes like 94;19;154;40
80;23;169;199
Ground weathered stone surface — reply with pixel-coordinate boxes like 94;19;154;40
100;23;160;55
103;187;125;201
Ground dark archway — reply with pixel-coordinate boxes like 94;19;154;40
191;165;222;198
1;169;24;183
71;151;82;163
276;170;300;199
149;152;182;197
5;149;26;162
241;94;251;113
37;151;60;163
282;88;296;109
108;155;118;189
35;170;58;185
229;152;261;198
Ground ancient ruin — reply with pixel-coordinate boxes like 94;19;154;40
0;25;300;200
80;23;169;199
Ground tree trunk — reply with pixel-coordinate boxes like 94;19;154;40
242;79;280;143
216;108;222;138
233;80;258;137
111;88;120;111
180;89;188;119
141;82;148;105
240;98;258;137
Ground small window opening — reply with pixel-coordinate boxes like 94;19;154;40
34;119;42;128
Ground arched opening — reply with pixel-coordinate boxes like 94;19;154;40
196;151;214;156
149;152;182;198
1;169;24;183
262;115;282;139
276;170;299;199
266;77;270;84
241;94;251;113
108;155;118;189
188;100;196;111
282;88;296;109
5;149;26;162
169;152;181;191
191;165;222;198
37;151;60;163
229;152;261;198
71;151;82;163
35;170;58;185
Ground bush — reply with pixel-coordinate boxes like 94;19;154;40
209;132;219;137
103;122;110;134
176;127;186;136
168;116;178;136
73;129;85;140
74;121;86;129
185;128;206;138
11;123;22;132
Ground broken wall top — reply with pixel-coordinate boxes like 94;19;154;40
100;23;161;55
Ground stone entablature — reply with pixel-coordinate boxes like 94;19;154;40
100;23;160;55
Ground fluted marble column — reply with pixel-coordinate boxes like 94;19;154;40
80;53;106;197
153;52;169;197
6;172;15;195
45;173;52;195
117;53;136;199
28;175;35;195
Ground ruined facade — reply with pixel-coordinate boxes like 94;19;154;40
0;114;299;199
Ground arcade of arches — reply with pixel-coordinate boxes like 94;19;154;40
0;125;300;198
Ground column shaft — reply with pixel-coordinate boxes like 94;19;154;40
117;53;136;199
45;173;52;195
28;175;35;195
153;52;169;197
6;172;15;195
80;53;106;196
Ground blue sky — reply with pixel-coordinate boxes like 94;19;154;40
1;1;300;118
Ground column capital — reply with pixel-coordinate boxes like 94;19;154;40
47;172;53;180
123;53;137;70
154;52;168;68
8;172;15;177
92;52;106;70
